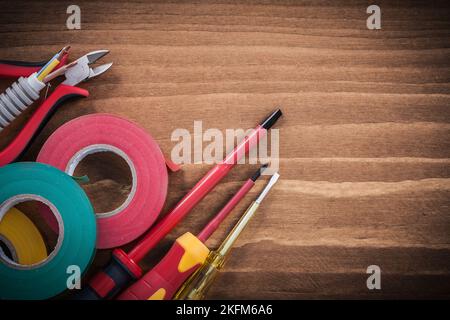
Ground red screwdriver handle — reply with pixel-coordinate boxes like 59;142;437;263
0;84;88;166
74;249;142;300
117;232;209;300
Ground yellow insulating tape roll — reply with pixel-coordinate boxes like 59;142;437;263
0;207;48;265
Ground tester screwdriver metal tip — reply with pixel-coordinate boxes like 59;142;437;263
175;172;280;300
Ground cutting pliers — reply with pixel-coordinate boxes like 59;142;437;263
0;50;112;166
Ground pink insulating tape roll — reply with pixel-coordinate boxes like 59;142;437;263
37;113;168;249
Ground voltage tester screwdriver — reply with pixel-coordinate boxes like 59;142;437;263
76;109;282;299
117;164;268;300
175;172;280;300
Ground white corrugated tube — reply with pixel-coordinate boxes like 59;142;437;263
0;73;45;132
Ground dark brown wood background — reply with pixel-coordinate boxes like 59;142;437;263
0;0;449;299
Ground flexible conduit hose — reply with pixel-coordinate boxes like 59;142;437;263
0;73;45;132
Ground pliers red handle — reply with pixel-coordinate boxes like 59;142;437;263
0;54;69;78
0;50;112;166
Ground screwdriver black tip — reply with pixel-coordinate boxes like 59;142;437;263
251;163;270;181
260;108;282;130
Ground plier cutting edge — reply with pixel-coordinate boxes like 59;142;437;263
0;50;112;166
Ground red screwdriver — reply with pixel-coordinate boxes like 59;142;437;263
117;164;268;300
75;109;282;300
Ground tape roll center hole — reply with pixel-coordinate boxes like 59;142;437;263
0;240;13;260
73;151;133;215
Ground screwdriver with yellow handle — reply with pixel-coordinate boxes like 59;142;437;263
116;164;269;300
175;172;280;300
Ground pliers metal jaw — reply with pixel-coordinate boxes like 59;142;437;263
62;50;112;86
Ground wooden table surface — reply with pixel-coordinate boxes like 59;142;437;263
0;0;449;299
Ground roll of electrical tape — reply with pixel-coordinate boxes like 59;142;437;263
0;162;96;300
0;207;48;265
37;113;168;249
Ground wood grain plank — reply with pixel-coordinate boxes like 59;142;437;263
0;0;449;299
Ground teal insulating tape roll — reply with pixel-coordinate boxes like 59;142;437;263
0;162;96;300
